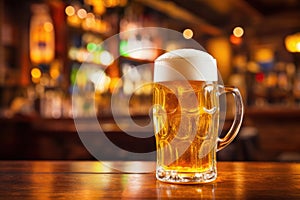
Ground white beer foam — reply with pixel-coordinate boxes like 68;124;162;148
154;49;217;82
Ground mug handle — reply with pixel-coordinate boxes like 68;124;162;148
217;85;244;151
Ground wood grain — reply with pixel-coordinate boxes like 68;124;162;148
0;161;299;199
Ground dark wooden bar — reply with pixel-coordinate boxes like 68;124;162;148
0;161;299;199
245;106;300;161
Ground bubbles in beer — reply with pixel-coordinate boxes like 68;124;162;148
165;92;178;114
153;80;219;174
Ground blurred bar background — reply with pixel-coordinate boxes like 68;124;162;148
0;0;299;161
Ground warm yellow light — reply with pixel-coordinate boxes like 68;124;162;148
31;68;42;79
30;4;55;64
86;12;95;20
44;22;53;32
183;28;193;39
50;68;60;79
82;13;95;30
233;26;244;37
285;33;300;53
93;1;106;15
104;0;114;7
103;0;127;7
50;61;61;80
31;77;40;84
77;48;89;62
77;8;87;19
67;15;81;27
296;42;300;52
65;6;75;16
109;77;121;93
255;48;273;62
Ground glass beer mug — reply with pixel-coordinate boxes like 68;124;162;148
153;49;244;184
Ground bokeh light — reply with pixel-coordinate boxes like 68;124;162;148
43;22;53;32
65;5;75;16
183;28;193;39
77;8;87;19
233;26;244;37
31;67;42;79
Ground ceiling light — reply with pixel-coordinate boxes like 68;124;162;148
233;26;244;37
183;29;193;39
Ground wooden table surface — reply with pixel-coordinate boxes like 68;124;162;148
0;161;299;199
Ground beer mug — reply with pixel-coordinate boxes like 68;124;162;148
153;49;244;184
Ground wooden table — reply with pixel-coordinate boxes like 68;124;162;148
0;161;299;199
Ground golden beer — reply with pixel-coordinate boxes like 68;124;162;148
153;49;244;184
153;80;219;183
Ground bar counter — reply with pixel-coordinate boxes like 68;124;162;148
1;109;300;161
0;161;299;199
